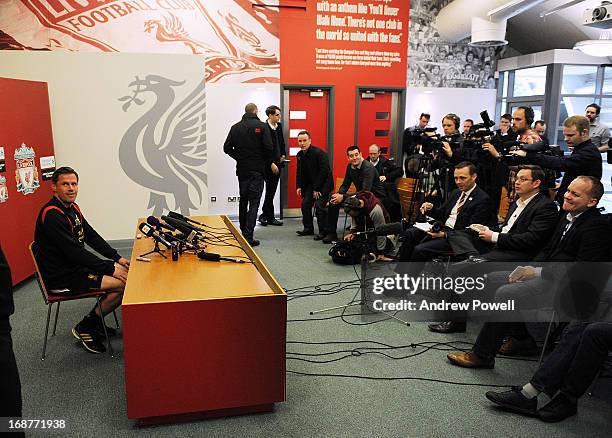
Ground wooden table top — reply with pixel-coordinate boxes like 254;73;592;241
123;216;283;305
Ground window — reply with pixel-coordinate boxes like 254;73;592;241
513;66;547;97
561;65;597;95
558;97;594;126
604;67;612;94
600;98;612;127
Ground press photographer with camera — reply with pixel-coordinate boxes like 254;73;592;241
511;115;601;205
402;113;431;156
342;191;393;261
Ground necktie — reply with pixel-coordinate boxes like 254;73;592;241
456;192;467;215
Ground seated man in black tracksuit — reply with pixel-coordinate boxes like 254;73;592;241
324;145;387;243
34;167;129;354
397;161;492;262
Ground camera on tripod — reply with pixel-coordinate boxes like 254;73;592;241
463;110;497;151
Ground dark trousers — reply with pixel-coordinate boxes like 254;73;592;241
0;332;22;417
447;230;530;262
472;274;552;359
238;171;264;241
397;227;453;262
301;189;329;235
531;322;612;399
260;167;280;221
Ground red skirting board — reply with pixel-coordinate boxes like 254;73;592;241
0;77;55;285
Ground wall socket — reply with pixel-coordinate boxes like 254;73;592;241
210;196;217;202
227;196;237;202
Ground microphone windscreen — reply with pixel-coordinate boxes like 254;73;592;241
138;222;155;237
197;251;221;262
147;216;160;227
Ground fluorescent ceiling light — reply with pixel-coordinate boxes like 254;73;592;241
574;39;612;56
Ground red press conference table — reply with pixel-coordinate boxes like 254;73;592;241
123;215;286;422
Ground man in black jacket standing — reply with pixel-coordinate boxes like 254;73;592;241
259;105;286;227
295;131;333;239
224;103;274;246
34;167;129;354
447;176;611;368
513;116;601;205
0;244;22;424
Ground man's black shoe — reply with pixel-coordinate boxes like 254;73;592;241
498;336;539;356
485;387;538;416
313;233;326;241
428;321;466;333
72;322;106;354
322;234;339;244
248;239;260;247
296;229;314;236
538;393;577;422
258;217;268;226
268;218;283;226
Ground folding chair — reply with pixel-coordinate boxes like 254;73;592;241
29;242;117;360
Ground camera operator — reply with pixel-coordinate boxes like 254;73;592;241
402;113;430;156
434;113;464;196
343;191;393;261
462;119;473;138
510;115;601;205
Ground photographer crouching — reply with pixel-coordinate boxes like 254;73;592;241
342;191;394;262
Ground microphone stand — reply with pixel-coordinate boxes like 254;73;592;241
139;239;167;259
310;235;410;326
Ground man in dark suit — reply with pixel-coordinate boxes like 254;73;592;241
513;116;601;205
447;176;611;368
295;130;334;239
447;165;558;262
429;165;558;334
366;144;403;222
397;161;492;262
259;105;286;226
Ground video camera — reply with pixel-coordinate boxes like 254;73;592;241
463;110;497;154
412;127;460;156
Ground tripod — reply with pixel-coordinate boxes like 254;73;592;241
139;240;167;259
311;239;410;325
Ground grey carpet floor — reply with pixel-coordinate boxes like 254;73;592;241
10;217;612;437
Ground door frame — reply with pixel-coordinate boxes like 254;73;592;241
280;84;335;217
354;86;406;163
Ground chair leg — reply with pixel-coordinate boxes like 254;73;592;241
96;297;114;358
112;309;119;329
42;304;52;361
52;301;61;336
538;310;556;367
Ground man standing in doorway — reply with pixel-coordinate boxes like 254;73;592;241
259;105;286;227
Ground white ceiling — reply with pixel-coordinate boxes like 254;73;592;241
506;0;610;54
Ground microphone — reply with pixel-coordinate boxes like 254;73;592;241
147;215;176;232
353;220;408;237
161;215;203;239
168;211;205;230
138;222;172;248
160;230;198;250
197;250;244;263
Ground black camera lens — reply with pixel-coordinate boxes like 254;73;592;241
593;7;608;20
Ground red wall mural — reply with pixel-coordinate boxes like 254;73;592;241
280;0;409;176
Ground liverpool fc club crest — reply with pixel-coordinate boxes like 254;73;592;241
0;175;7;203
14;143;40;195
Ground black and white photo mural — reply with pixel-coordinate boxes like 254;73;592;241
408;0;501;89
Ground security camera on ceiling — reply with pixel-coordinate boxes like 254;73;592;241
583;1;612;29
